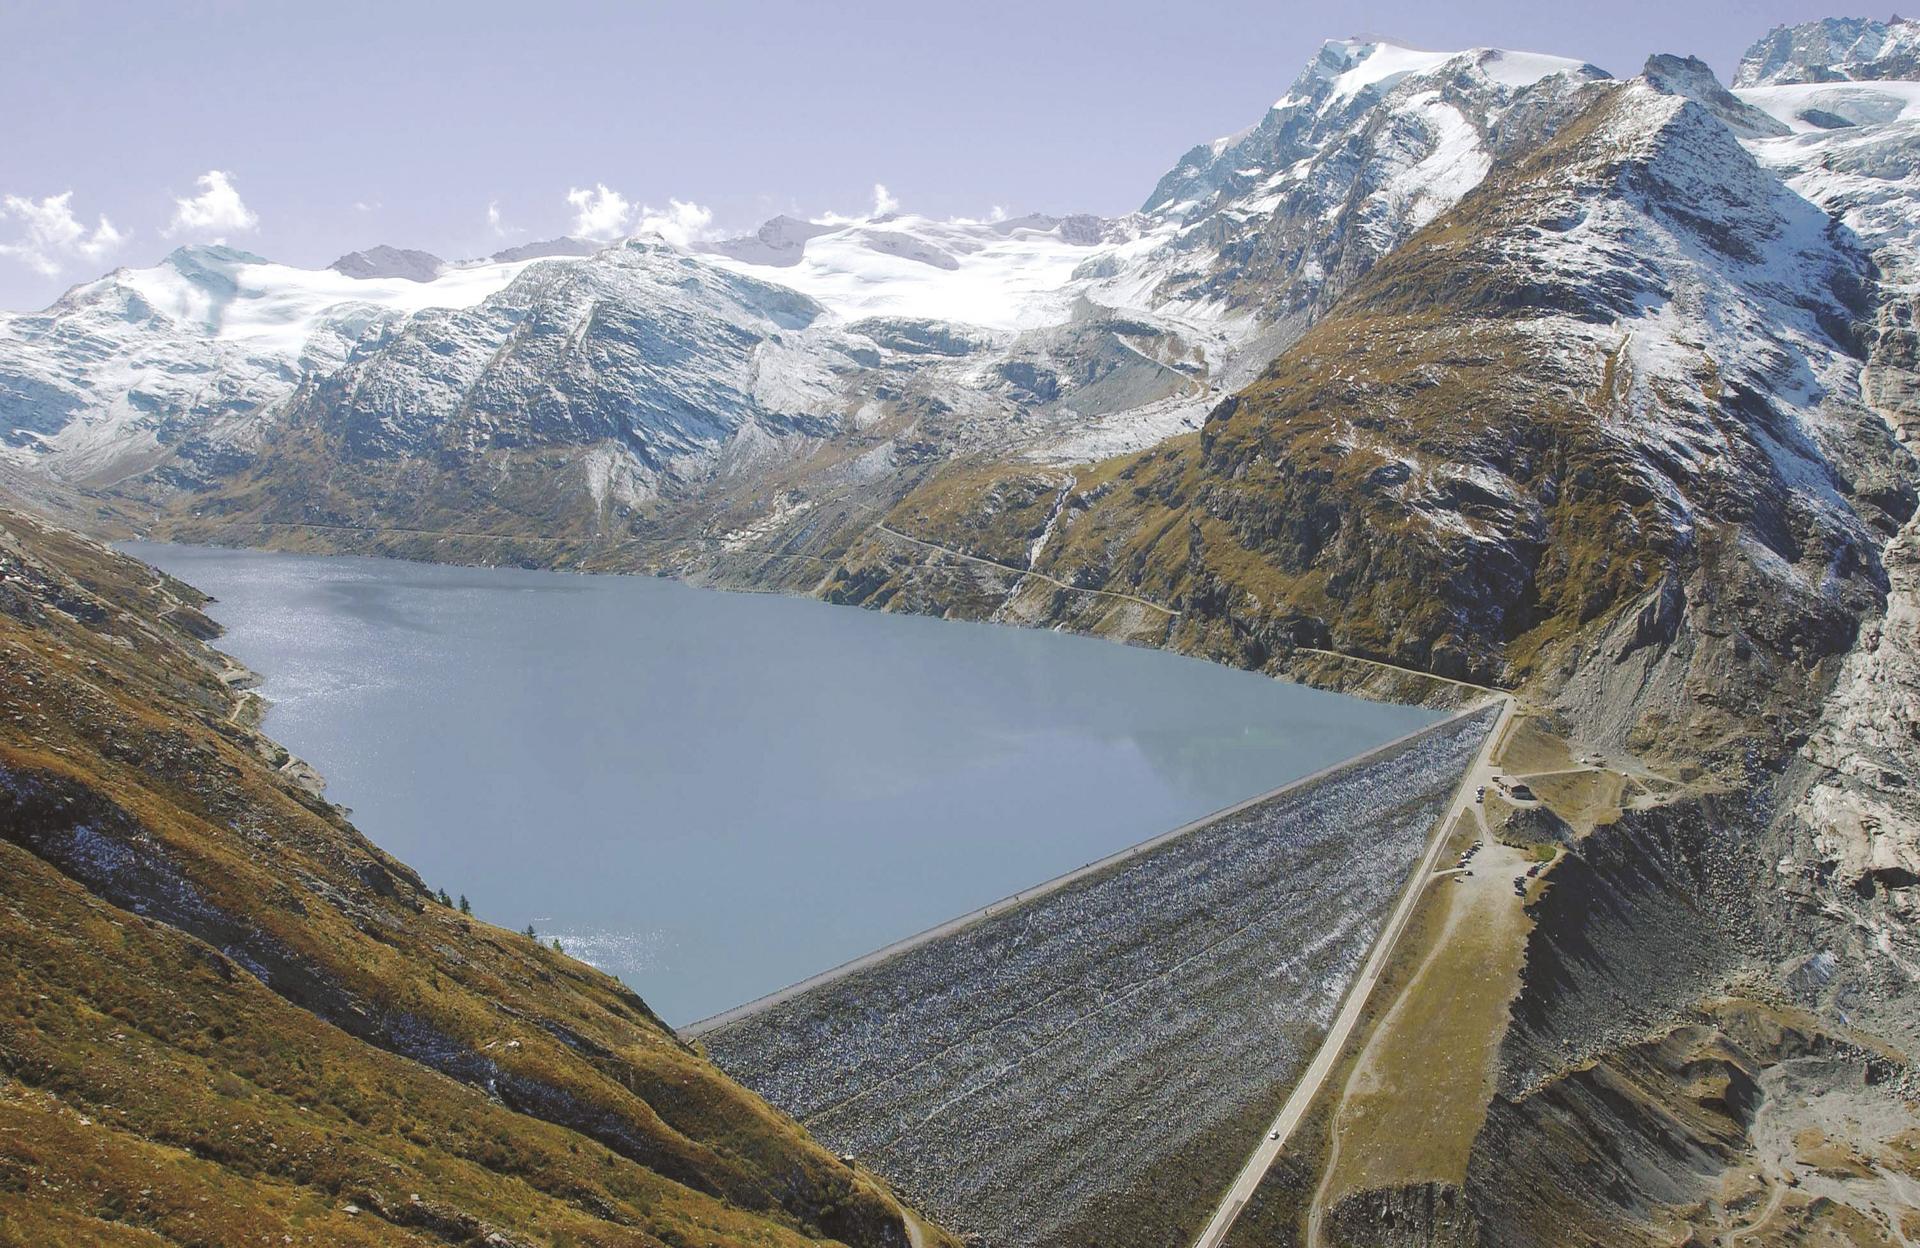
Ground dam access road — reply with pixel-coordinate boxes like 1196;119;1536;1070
1189;693;1516;1248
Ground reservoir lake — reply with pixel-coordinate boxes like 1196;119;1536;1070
126;543;1439;1024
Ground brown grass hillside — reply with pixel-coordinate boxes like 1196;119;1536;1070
0;506;951;1248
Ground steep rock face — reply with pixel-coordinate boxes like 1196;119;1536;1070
1462;808;1754;1247
329;244;448;282
1136;39;1607;334
1642;53;1790;139
0;245;547;489
295;241;836;469
1728;21;1920;1029
1322;1183;1477;1248
1792;488;1920;923
1736;16;1920;87
1468;999;1847;1248
0;505;948;1248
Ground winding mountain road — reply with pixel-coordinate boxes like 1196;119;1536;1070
872;523;1180;616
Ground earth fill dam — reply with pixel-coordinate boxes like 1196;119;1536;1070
700;706;1498;1248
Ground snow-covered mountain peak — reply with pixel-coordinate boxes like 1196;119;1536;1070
0;243;594;482
1290;37;1593;109
330;244;447;282
703;215;836;268
1121;34;1608;341
1592;81;1805;239
1295;37;1457;107
1736;16;1920;87
1641;53;1792;139
484;236;604;264
1267;37;1598;119
1146;39;1604;223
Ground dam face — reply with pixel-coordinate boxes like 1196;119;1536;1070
698;706;1497;1248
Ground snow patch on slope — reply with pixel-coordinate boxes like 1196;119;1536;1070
1736;80;1920;290
1371;93;1493;232
0;244;583;482
703;213;1121;331
1321;40;1462;105
117;251;536;357
1739;80;1920;132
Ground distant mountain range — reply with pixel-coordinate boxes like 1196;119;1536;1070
0;38;1602;497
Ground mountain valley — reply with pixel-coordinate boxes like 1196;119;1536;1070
5;12;1920;1247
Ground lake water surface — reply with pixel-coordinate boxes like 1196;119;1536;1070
126;544;1438;1023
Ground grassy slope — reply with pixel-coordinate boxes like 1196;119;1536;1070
0;506;952;1248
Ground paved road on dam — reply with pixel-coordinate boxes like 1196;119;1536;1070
1189;692;1516;1248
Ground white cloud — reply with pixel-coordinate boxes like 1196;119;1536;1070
0;191;127;276
563;186;718;249
486;198;521;238
353;199;380;213
950;205;1012;227
167;170;258;238
807;184;908;227
634;198;716;248
566;183;632;240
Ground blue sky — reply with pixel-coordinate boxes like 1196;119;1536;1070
0;0;1863;308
